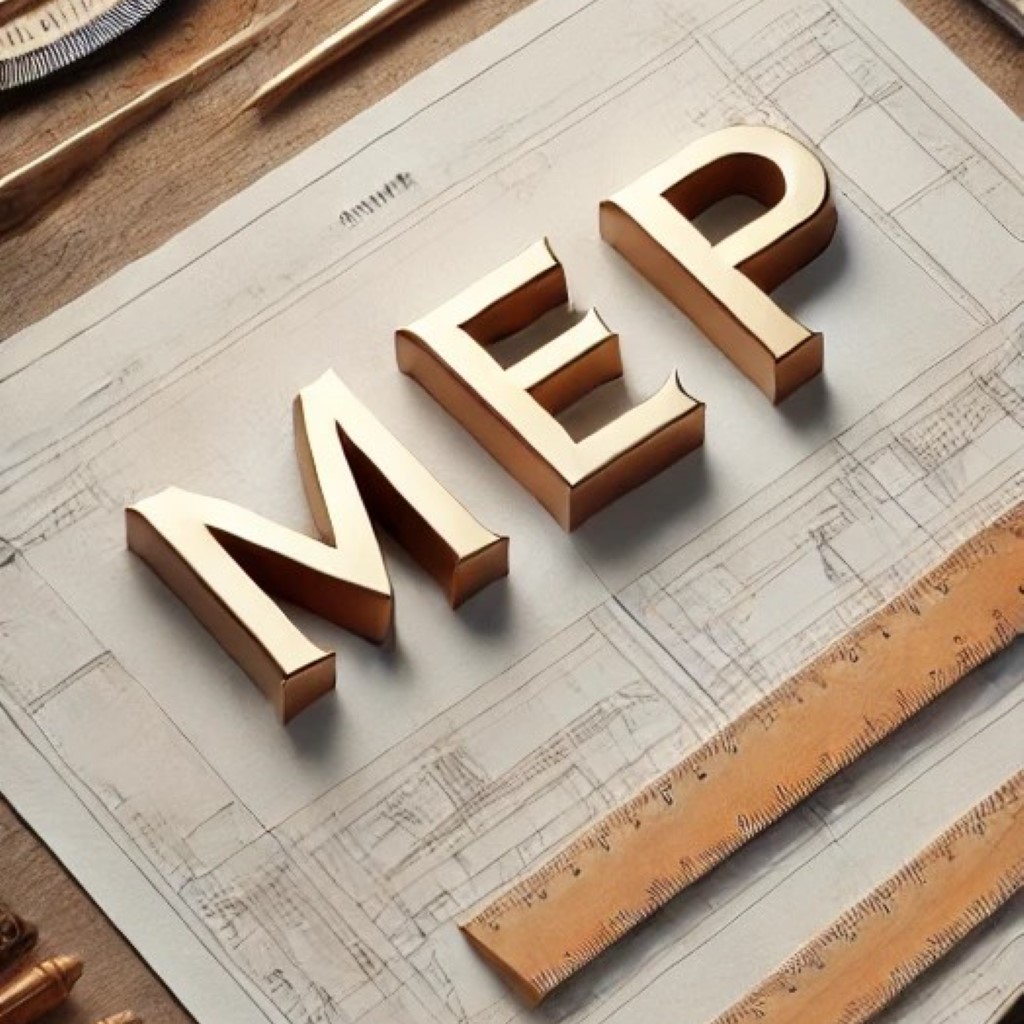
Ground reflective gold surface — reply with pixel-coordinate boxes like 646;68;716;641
126;488;373;723
294;370;508;608
397;240;705;531
127;372;506;722
0;955;83;1024
601;125;838;403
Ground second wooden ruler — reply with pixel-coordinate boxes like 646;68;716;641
712;772;1023;1024
462;503;1024;1003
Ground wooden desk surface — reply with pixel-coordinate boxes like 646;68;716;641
0;0;1021;341
0;1;1020;1021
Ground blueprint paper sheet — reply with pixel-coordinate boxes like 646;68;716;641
1;0;1022;1021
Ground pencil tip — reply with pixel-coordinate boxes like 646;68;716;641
240;85;270;116
227;97;257;124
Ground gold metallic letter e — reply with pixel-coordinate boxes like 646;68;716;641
397;240;704;531
601;125;838;404
126;371;507;722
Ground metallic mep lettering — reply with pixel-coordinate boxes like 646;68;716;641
124;126;838;723
397;239;705;531
126;371;507;722
295;370;508;608
601;125;838;403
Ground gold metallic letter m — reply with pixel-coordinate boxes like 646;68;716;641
126;371;507;722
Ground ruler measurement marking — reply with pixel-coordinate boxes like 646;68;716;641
712;773;1024;1024
462;504;1024;1003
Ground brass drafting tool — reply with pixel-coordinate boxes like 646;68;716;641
710;773;1023;1024
0;955;83;1024
0;6;291;232
462;501;1024;1004
244;0;436;113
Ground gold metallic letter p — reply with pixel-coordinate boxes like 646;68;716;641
601;125;838;403
397;240;704;531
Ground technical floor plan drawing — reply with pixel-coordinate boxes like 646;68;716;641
0;0;1022;1022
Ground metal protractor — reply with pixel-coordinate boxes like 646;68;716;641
0;0;170;90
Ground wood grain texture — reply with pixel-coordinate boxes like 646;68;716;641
710;774;1024;1024
0;5;291;230
0;2;1019;1023
0;0;537;340
904;0;1024;107
0;0;43;21
0;799;192;1024
0;0;1020;341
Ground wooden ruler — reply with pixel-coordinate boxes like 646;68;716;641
711;772;1024;1024
462;502;1024;1004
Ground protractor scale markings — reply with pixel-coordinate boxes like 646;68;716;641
0;0;169;89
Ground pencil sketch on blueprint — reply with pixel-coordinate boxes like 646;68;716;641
0;0;1021;1022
